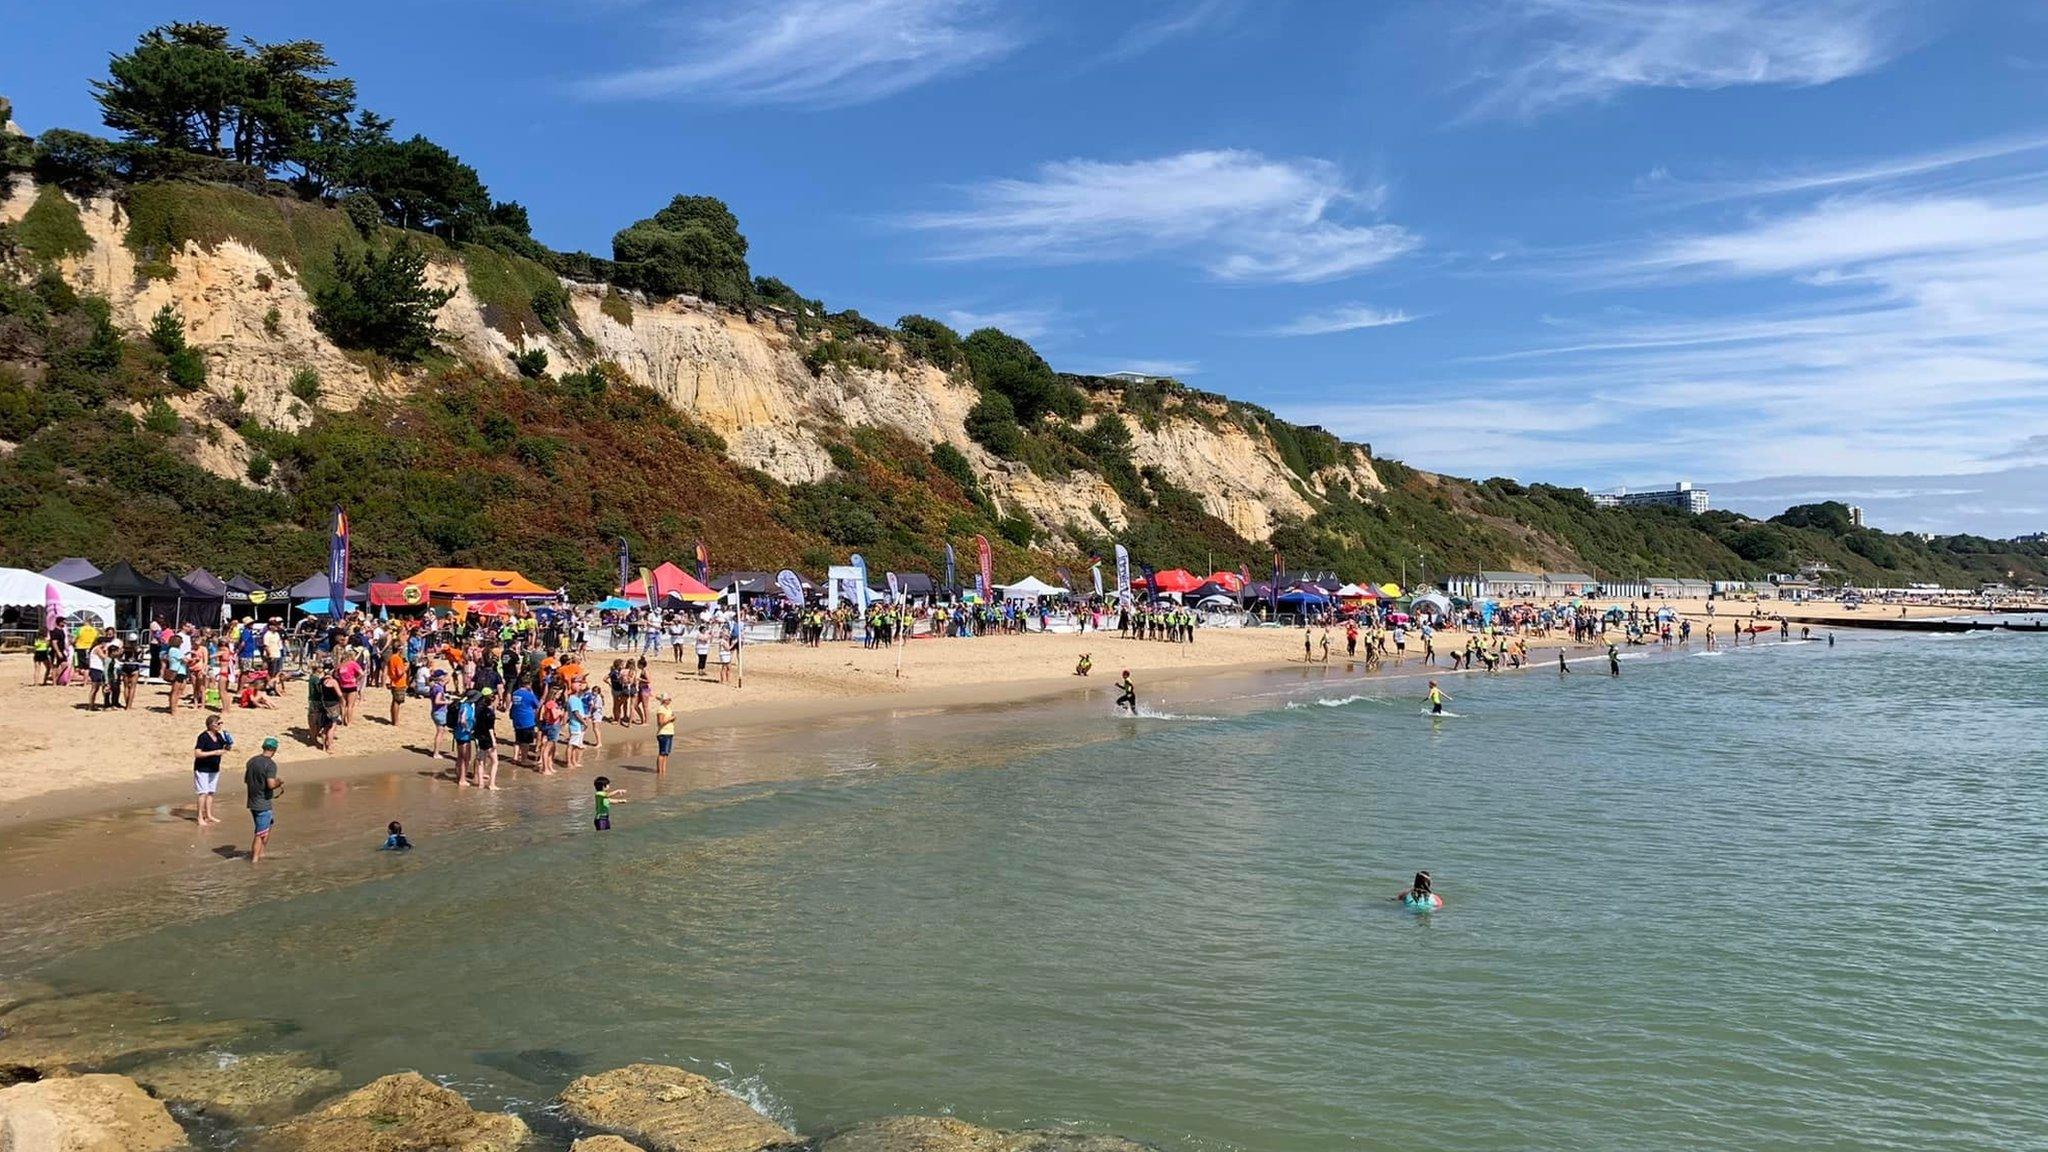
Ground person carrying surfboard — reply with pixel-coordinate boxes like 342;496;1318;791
1427;681;1450;715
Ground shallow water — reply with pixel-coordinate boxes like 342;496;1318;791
5;631;2046;1149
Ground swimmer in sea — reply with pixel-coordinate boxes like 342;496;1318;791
1115;669;1137;715
1394;871;1439;906
1427;680;1450;715
1558;649;1570;675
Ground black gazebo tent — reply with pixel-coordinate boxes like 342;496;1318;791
79;562;180;631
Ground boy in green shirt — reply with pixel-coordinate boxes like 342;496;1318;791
593;775;626;831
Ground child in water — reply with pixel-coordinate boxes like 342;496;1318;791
381;820;412;850
1114;670;1137;714
592;776;626;831
1395;871;1439;906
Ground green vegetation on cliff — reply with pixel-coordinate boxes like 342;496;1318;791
3;20;2044;594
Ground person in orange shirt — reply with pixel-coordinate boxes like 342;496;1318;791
386;646;410;725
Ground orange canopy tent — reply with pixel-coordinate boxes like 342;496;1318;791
399;567;555;601
623;562;719;603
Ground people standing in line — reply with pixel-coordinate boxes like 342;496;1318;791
245;736;281;864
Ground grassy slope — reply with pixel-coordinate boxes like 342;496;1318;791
4;179;2042;591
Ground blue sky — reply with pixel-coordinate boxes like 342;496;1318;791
9;1;2048;533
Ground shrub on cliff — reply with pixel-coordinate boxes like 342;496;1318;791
965;392;1023;458
962;328;1082;423
610;195;752;308
896;314;964;370
310;236;453;361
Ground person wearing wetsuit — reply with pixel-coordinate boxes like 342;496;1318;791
1427;680;1449;715
1114;670;1137;714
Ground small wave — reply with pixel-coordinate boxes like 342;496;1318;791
1420;709;1464;718
1285;693;1368;710
1128;706;1218;721
712;1066;795;1130
1692;650;1726;658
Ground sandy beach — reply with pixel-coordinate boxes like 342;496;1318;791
0;598;1968;826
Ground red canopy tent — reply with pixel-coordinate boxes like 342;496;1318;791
1205;571;1246;592
1144;568;1204;595
623;562;719;603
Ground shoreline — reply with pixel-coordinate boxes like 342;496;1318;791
0;599;1973;830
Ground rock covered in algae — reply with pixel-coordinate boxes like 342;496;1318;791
556;1063;797;1152
128;1049;344;1124
819;1115;1159;1152
0;1072;189;1152
0;991;254;1076
254;1070;528;1152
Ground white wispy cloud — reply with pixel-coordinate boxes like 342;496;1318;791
1067;358;1199;378
899;149;1418;283
577;0;1020;108
1102;0;1244;62
1296;164;2048;490
1463;0;1914;119
1658;131;2048;202
940;305;1064;341
1265;304;1416;337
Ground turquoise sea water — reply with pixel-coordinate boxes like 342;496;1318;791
5;630;2046;1149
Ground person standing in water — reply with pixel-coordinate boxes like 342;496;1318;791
1608;645;1621;677
1394;871;1439;907
1115;669;1137;715
1557;649;1570;675
1427;680;1450;715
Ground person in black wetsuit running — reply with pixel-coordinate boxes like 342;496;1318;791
1114;669;1137;715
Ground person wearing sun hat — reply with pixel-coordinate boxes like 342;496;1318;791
244;736;283;864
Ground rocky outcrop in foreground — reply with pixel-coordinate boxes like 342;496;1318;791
0;1073;187;1152
0;990;256;1078
128;1048;344;1124
0;986;1161;1151
253;1071;529;1152
556;1063;798;1152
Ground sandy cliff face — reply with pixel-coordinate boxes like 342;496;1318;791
3;179;1371;543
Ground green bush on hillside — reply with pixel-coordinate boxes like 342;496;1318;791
310;236;452;360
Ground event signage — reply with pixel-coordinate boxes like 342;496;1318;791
850;553;871;613
776;569;804;605
886;571;901;604
327;506;350;622
1091;563;1103;597
617;537;630;597
1138;562;1158;604
695;539;710;584
944;542;957;593
975;535;992;600
1272;551;1283;617
1113;544;1131;605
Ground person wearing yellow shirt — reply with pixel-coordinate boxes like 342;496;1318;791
653;693;677;775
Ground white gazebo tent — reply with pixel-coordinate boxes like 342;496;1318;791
0;568;117;624
1000;576;1065;599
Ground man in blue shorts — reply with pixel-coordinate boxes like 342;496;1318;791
245;736;282;864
